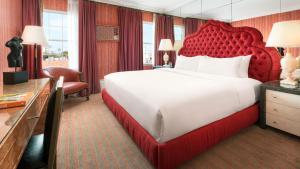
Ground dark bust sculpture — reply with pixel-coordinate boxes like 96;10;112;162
5;37;23;69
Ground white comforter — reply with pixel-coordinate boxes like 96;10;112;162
104;69;261;143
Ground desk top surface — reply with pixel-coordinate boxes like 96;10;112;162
0;78;50;144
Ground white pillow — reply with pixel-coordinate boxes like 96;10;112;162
197;56;241;77
175;55;202;71
197;55;252;78
238;55;252;78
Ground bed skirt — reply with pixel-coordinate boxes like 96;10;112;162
101;89;258;169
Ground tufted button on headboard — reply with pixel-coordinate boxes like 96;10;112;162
178;20;281;82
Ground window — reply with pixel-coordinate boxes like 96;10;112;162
143;22;155;65
42;10;69;68
174;25;185;42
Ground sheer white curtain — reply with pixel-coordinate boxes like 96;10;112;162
68;0;79;70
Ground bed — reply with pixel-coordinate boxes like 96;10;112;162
102;20;281;169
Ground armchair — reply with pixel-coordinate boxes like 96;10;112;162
42;67;89;100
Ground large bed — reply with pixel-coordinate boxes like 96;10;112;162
102;20;281;169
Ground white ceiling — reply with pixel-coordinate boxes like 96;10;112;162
94;0;300;22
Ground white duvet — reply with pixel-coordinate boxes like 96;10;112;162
104;69;261;143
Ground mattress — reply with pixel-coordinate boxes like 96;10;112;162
104;68;261;143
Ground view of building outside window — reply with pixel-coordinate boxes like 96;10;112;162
42;11;69;68
143;22;155;65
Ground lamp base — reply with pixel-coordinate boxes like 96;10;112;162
280;78;298;86
163;52;169;66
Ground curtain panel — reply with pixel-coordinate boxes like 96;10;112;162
184;18;198;37
154;14;175;66
118;7;143;71
22;0;42;79
79;0;100;94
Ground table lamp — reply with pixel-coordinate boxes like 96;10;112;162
158;39;174;66
266;20;300;86
21;25;49;79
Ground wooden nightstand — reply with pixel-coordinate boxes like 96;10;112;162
260;80;300;136
153;65;173;69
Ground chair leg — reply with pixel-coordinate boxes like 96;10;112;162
65;95;68;99
86;88;90;101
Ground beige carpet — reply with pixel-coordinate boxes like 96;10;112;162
57;94;300;169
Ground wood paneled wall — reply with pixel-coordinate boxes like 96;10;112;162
174;17;184;25
142;11;153;22
232;10;300;56
0;0;23;82
96;3;119;79
95;3;185;79
43;0;67;11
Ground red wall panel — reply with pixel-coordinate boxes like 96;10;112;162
232;10;300;56
43;0;67;11
96;3;119;79
0;0;23;82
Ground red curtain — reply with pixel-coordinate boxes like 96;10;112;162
22;0;42;79
184;18;199;36
155;14;175;66
79;0;100;94
184;18;207;37
118;7;143;71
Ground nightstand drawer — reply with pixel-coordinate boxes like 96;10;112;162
266;90;300;108
266;114;300;136
266;101;300;122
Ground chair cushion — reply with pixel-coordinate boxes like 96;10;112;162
18;134;47;169
63;82;88;95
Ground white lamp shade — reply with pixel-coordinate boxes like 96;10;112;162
158;39;173;51
21;25;49;47
266;20;300;48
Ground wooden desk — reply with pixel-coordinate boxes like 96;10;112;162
0;78;50;169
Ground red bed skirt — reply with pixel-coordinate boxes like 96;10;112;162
102;89;259;169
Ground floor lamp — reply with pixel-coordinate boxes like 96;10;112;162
21;26;49;79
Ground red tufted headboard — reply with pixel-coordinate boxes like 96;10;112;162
178;20;281;82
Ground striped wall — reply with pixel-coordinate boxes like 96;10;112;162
43;0;67;11
96;3;119;79
0;0;23;82
232;9;300;57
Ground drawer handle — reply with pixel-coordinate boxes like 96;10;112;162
272;96;277;99
273;121;277;124
273;108;278;112
27;116;39;120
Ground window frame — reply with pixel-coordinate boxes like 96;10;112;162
174;24;185;42
43;10;69;58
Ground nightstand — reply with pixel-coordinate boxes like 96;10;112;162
260;80;300;136
153;65;172;69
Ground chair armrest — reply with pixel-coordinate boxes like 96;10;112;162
41;70;58;89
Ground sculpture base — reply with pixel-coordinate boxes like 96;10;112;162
3;71;28;85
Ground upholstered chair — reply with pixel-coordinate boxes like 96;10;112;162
42;67;89;100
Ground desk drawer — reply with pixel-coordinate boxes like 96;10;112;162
266;114;300;136
266;101;300;122
0;114;34;169
266;90;300;108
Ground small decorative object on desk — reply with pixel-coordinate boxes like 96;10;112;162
0;93;32;109
3;37;28;84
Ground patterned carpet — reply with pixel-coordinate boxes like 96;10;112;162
57;94;300;169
